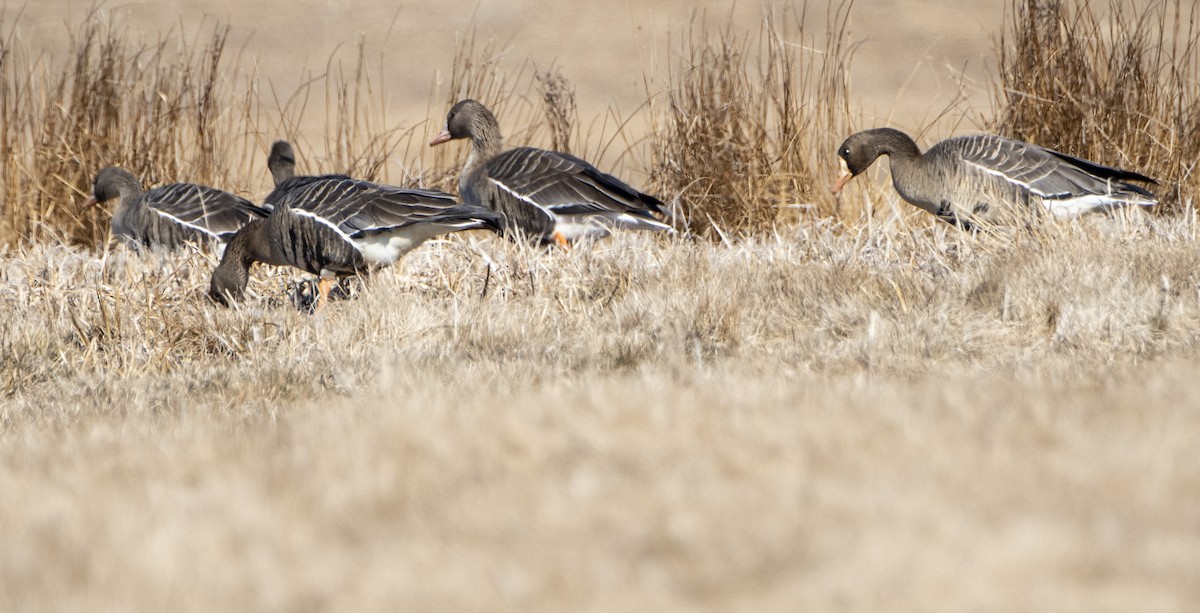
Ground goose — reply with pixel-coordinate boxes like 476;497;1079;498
85;166;270;249
210;165;502;309
429;99;673;246
832;128;1157;229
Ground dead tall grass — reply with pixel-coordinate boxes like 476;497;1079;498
0;7;458;248
319;39;404;183
535;67;577;155
6;0;1200;249
648;4;857;238
993;0;1200;212
0;9;262;246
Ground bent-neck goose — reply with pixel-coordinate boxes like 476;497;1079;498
86;166;269;249
429;99;673;246
832;128;1157;229
210;171;502;309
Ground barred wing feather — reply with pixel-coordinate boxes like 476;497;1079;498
486;148;669;219
145;183;269;240
270;175;463;236
949;135;1155;203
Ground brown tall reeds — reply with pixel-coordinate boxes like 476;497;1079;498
0;9;262;246
994;0;1200;213
647;4;856;238
12;0;1199;248
0;7;452;248
535;67;577;155
320;39;400;183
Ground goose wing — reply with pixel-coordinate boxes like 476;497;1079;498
263;174;352;208
271;176;479;237
950;135;1155;201
485;147;669;219
144;183;270;240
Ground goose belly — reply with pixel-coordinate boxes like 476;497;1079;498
553;212;672;242
1040;193;1154;218
350;222;472;266
553;217;614;242
352;234;425;267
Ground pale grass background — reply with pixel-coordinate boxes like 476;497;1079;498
15;0;1002;141
3;1;1199;611
5;218;1200;610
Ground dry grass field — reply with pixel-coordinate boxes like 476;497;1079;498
3;0;1200;611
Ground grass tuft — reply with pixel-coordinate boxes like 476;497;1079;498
535;67;577;155
647;4;856;237
993;0;1200;213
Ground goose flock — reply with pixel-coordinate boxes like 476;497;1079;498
84;99;1159;311
209;141;502;307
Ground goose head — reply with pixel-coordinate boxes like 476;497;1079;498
429;99;500;147
85;166;142;207
833;128;920;194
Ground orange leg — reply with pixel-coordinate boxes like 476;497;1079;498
316;277;334;313
553;231;571;251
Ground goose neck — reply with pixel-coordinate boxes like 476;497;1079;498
464;118;503;175
236;218;273;264
874;128;922;163
212;218;270;301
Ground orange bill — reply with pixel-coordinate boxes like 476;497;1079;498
832;169;853;195
429;129;452;146
831;158;853;195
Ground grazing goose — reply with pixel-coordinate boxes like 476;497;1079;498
85;166;269;249
429;99;673;246
209;172;503;309
832;128;1157;229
